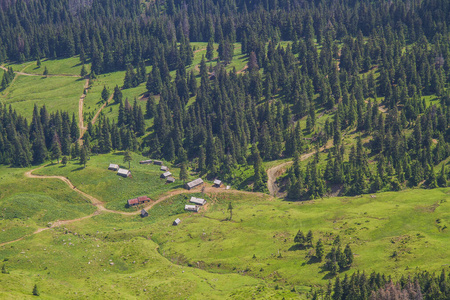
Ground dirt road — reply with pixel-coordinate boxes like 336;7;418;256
266;142;332;197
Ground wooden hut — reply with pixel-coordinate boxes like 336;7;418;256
213;179;222;187
166;177;176;183
141;209;148;218
190;197;206;206
117;168;131;177
153;160;163;166
160;166;169;171
173;218;181;226
185;205;199;212
108;163;119;171
160;171;172;179
184;178;204;190
139;159;152;164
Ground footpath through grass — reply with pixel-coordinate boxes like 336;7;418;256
34;152;187;211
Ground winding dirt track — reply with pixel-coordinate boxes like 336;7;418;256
0;166;272;247
266;142;333;197
78;79;89;138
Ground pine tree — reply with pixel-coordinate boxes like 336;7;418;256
179;162;188;183
123;150;132;169
61;156;68;166
437;164;447;187
43;66;48;76
80;64;87;77
294;230;306;246
206;38;214;61
50;134;62;163
316;239;324;261
32;284;40;296
113;85;122;104
101;85;110;103
36;58;41;68
228;202;233;220
306;230;314;247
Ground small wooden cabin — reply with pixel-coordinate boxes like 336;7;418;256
160;171;172;179
184;178;204;190
141;209;148;218
139;159;152;164
185;205;199;212
166;176;176;183
190;197;206;206
153;160;163;166
117;168;131;177
160;166;169;171
213;179;222;187
173;218;181;226
108;163;119;171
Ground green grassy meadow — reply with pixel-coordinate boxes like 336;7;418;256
1;158;449;298
34;152;186;211
1;75;85;119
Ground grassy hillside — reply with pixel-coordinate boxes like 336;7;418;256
0;167;95;244
0;160;449;298
34;153;188;211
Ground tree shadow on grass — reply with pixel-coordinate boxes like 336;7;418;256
71;166;85;172
288;244;307;251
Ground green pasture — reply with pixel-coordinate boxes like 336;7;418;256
34;152;188;211
1;75;84;120
0;166;95;244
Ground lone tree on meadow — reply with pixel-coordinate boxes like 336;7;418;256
43;66;48;76
32;284;40;296
36;58;41;68
61;156;68;166
123;150;132;169
227;202;233;220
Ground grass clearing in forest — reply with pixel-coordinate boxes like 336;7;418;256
1;75;85;119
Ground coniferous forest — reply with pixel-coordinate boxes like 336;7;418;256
1;0;450;298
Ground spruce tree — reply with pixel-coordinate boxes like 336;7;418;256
179;162;188;183
32;284;40;296
316;239;324;261
123;150;132;169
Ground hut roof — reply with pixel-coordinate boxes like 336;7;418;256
117;168;130;176
190;197;206;206
186;178;204;188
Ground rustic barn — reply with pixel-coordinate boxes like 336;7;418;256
153;160;163;165
160;166;169;171
190;197;206;206
173;218;181;226
160;171;172;179
108;163;119;171
213;179;222;187
127;196;151;206
127;198;139;206
184;178;204;190
117;168;131;177
139;159;152;164
141;209;148;218
185;205;199;212
166;176;176;183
